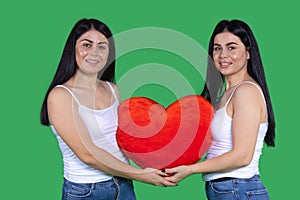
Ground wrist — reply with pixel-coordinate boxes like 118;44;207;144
127;168;146;182
190;163;200;174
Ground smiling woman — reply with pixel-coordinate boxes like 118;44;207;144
165;19;275;200
40;18;176;200
75;30;109;75
212;32;250;77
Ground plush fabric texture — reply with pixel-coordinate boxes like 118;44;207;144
117;95;213;169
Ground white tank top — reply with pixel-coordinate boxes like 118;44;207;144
50;82;129;183
203;81;268;181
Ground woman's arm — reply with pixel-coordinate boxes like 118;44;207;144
166;84;264;182
48;87;176;186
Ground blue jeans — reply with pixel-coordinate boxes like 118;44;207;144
205;175;270;200
62;177;136;200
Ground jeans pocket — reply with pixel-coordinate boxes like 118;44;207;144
246;188;270;200
209;181;234;194
66;182;92;199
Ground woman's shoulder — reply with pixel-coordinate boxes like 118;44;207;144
48;85;74;105
102;81;118;89
233;81;264;105
101;81;121;101
47;85;78;125
235;81;262;94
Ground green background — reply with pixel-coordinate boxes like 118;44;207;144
1;0;298;199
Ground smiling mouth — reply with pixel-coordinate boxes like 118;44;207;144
86;59;100;65
219;62;232;67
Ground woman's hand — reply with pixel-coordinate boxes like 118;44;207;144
164;165;193;183
136;168;178;187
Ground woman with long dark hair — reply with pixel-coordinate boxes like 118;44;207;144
41;18;176;200
166;19;275;199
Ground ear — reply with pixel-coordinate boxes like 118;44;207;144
246;47;250;59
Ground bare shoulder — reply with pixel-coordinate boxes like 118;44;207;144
104;81;121;101
47;86;77;124
47;87;73;109
107;82;119;90
233;82;264;105
48;86;70;100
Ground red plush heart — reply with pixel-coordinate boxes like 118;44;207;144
116;95;213;169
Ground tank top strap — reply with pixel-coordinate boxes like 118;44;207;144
224;81;268;121
105;82;119;104
55;85;81;105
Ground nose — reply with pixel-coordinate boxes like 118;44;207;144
90;52;98;57
89;47;100;57
219;49;227;58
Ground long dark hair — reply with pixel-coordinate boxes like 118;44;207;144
40;18;116;126
201;19;275;147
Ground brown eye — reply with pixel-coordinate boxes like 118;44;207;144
228;46;236;51
82;43;91;48
98;45;107;50
214;47;221;51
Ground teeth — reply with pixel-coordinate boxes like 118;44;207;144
86;59;99;64
220;62;231;67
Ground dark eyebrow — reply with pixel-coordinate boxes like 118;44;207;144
80;39;93;43
80;39;108;45
226;42;238;46
213;42;238;46
98;41;108;45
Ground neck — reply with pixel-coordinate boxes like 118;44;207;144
71;70;99;90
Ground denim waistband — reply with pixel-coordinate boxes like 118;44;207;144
209;174;261;183
64;176;131;186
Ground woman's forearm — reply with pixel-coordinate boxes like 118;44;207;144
191;150;251;175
